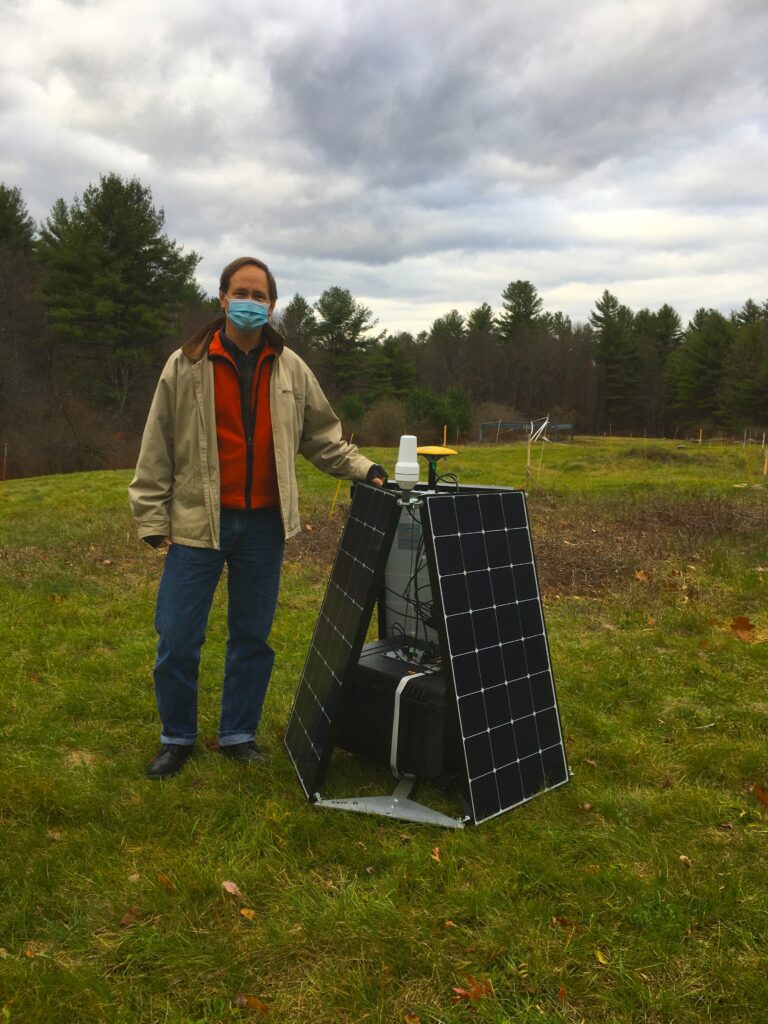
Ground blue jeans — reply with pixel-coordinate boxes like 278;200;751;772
153;507;285;747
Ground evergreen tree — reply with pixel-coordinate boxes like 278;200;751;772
589;290;640;430
367;334;416;400
466;302;495;333
668;309;735;426
732;298;764;328
313;286;380;395
35;173;201;409
719;319;768;428
275;293;316;360
0;184;36;253
497;280;544;342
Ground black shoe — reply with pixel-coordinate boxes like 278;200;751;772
146;743;194;779
218;741;266;763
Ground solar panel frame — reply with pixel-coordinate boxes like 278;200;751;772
421;489;569;824
284;484;400;799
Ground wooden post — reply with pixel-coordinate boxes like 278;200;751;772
443;424;448;446
698;427;703;445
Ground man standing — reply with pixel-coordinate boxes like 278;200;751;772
129;256;387;779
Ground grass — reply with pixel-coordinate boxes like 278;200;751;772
0;437;767;1023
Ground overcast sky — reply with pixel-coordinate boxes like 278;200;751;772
1;0;766;333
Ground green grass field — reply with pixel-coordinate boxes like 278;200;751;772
1;437;767;1023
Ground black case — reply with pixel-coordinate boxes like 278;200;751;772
335;638;462;784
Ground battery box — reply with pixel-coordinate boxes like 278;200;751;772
335;638;463;784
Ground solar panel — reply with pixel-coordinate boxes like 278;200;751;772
422;490;569;823
285;484;400;798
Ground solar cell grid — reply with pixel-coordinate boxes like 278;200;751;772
423;490;568;823
285;485;399;797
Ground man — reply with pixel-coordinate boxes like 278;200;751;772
129;256;387;779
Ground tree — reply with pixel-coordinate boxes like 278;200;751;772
589;290;640;430
367;334;417;400
275;293;316;360
732;298;765;328
667;309;734;426
466;302;496;333
0;184;36;253
497;280;544;342
313;286;380;396
718;319;768;428
35;172;201;409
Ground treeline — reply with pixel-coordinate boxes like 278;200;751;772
1;174;766;479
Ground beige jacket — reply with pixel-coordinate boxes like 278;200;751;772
128;318;374;546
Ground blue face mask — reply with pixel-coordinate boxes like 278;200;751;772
227;298;270;333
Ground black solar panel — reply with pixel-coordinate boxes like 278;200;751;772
285;484;400;797
423;490;568;823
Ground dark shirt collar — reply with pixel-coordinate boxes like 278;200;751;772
220;328;263;364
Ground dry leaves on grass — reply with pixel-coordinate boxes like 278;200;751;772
240;908;258;921
430;847;441;862
156;872;174;891
232;992;269;1013
594;949;609;965
451;974;494;1004
679;854;693;868
222;880;243;898
404;1015;421;1024
753;784;768;809
634;569;650;583
120;907;141;928
730;616;756;642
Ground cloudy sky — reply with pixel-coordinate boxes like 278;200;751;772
1;0;766;333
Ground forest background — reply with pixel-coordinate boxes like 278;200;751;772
1;173;766;480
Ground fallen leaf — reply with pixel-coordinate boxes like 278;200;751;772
404;1015;421;1024
240;908;258;921
551;915;581;931
594;949;609;965
102;559;113;566
730;616;756;643
584;758;597;768
365;866;374;875
601;622;617;631
128;873;140;882
557;986;566;1003
577;803;594;812
232;993;269;1012
46;829;63;841
753;784;768;809
222;880;243;898
718;822;733;831
120;907;141;928
451;974;494;1004
304;522;314;532
0;948;9;958
679;854;692;868
634;569;650;583
156;872;174;890
444;919;457;929
430;847;441;862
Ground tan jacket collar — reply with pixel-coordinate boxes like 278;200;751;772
181;316;285;363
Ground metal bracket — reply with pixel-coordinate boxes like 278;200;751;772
314;776;466;829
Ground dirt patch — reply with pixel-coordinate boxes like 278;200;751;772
285;492;767;598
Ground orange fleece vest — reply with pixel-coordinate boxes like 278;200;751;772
209;331;279;510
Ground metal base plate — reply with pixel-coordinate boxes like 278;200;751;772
314;776;466;829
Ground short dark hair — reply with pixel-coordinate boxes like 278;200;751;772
219;257;278;303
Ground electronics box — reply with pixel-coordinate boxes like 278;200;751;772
335;638;462;785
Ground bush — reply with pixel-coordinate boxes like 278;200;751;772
359;397;409;445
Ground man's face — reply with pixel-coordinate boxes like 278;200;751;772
220;265;275;315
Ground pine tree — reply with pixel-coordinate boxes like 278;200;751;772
313;286;380;395
0;184;36;253
35;173;201;409
589;290;640;430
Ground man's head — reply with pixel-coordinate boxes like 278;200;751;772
218;257;278;314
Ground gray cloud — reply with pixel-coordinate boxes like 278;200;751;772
0;0;765;330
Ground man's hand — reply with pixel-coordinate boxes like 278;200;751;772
366;464;388;487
